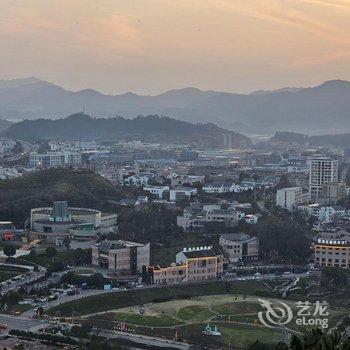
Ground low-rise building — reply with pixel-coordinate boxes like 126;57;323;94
219;233;259;263
143;185;169;199
171;175;205;186
0;221;15;241
144;246;224;284
92;240;150;274
169;186;197;201
202;182;235;194
205;210;238;226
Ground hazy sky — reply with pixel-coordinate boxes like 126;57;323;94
1;0;350;94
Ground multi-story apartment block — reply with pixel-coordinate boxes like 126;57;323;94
219;233;259;263
29;151;82;168
314;237;350;268
309;157;338;200
143;246;224;284
276;187;308;210
92;240;150;274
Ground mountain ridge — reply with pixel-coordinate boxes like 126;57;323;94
0;78;349;134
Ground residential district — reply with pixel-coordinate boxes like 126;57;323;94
1;135;350;349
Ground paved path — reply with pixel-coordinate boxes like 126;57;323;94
103;330;191;350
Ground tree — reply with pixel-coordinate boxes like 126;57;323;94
320;267;348;289
45;246;57;258
3;245;16;258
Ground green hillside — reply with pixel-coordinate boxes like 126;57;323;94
0;168;134;226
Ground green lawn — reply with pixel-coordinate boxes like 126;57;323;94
114;312;182;327
213;301;263;316
178;322;282;348
177;305;215;322
0;265;27;282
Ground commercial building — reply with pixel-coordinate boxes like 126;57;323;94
92;240;150;274
309;157;338;200
29;201;116;243
144;246;224;284
219;233;259;263
314;237;350;268
276;187;307;210
29;151;82;168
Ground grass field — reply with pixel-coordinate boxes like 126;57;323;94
81;291;350;349
114;312;181;327
177;305;215;322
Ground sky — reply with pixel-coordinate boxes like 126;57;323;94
0;0;350;95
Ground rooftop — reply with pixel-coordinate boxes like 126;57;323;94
220;232;257;243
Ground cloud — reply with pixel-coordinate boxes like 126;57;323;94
291;50;350;67
301;0;350;10
203;0;350;45
0;3;142;53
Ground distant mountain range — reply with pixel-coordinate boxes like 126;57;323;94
269;131;350;148
0;77;349;134
1;113;251;148
0;119;12;133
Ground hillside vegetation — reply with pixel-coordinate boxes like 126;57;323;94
2;113;251;148
0;168;135;226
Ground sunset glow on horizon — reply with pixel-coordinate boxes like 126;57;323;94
1;0;350;94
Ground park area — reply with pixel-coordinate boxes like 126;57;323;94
47;279;350;349
81;294;347;348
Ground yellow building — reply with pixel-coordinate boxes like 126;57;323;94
144;246;224;285
314;238;350;268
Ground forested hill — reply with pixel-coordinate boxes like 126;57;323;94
1;113;251;148
0;168;144;226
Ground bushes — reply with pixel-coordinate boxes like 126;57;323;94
61;271;105;288
9;329;78;345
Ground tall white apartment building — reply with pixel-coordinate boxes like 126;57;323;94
276;187;306;210
29;151;82;168
309;157;338;200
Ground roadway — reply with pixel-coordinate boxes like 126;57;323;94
0;269;46;295
0;139;33;164
0;313;50;332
